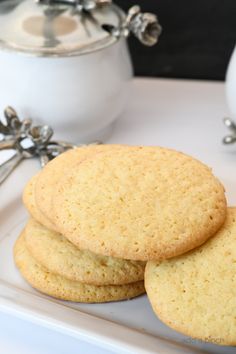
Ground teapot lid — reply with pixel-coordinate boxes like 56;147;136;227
0;0;125;57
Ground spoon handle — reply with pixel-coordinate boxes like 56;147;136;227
0;152;23;185
0;139;16;150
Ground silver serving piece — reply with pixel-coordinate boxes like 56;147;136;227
36;0;162;47
116;5;161;46
36;0;112;11
223;117;236;144
0;107;77;185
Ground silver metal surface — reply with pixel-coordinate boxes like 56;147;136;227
0;107;79;185
103;5;161;46
122;5;161;46
0;0;123;56
0;152;24;185
223;117;236;145
0;106;32;139
0;0;161;56
35;0;112;11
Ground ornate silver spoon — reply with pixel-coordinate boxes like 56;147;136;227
0;107;93;185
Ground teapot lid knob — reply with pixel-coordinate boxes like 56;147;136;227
124;5;162;46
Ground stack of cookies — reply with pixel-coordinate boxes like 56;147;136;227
14;144;236;345
16;145;147;303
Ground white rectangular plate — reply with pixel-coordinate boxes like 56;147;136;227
0;79;236;354
1;163;235;354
